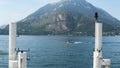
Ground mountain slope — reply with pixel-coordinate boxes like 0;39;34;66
5;0;120;35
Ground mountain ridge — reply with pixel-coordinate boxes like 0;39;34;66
2;0;120;35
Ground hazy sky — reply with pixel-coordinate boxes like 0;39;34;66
0;0;120;25
87;0;120;20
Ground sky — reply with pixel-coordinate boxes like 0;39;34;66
0;0;61;25
87;0;120;20
0;0;120;25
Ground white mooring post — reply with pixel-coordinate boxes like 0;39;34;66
93;21;102;68
18;51;27;68
9;23;18;68
9;23;27;68
93;12;110;68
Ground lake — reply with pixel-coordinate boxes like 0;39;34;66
0;35;120;68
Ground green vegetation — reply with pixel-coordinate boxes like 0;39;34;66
1;0;120;36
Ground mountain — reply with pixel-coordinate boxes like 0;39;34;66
3;0;120;35
0;25;6;29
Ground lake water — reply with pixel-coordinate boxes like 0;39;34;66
0;35;120;68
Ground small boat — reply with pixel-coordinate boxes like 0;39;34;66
65;40;74;44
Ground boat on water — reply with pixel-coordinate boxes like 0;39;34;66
64;40;74;44
65;40;83;44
